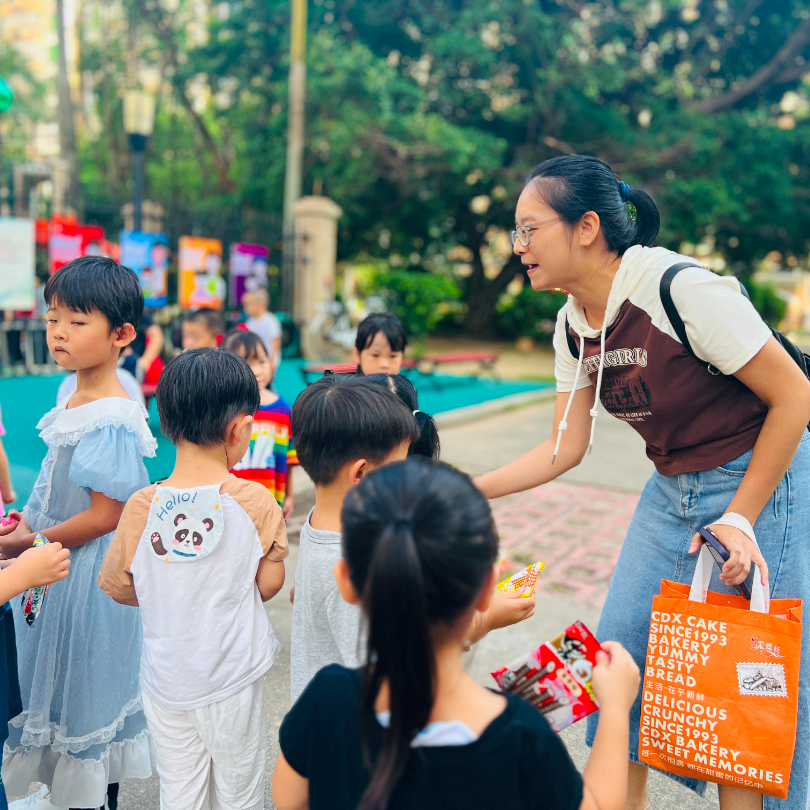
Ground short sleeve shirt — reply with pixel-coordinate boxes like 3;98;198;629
98;474;288;710
552;247;772;475
280;665;584;810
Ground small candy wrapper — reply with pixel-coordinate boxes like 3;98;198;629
20;533;49;627
491;620;602;732
496;561;544;598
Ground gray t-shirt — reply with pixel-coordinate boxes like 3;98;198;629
290;511;361;703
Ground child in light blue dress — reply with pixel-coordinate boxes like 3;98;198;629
0;257;157;809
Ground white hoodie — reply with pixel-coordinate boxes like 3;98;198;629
550;246;771;475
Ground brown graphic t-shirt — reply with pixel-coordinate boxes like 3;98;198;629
553;248;772;476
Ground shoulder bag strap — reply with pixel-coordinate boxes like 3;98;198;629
564;316;579;360
659;262;713;372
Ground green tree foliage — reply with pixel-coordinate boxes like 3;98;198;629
72;0;810;333
363;268;462;337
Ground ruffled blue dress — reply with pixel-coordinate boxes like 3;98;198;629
2;398;157;808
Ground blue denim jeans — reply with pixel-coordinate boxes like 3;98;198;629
586;432;810;809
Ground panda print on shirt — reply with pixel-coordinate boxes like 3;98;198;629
144;485;225;563
151;513;214;559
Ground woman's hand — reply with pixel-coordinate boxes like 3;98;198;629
688;524;768;587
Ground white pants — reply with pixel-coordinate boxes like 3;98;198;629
142;678;267;810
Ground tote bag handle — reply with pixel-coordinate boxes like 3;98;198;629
688;544;769;614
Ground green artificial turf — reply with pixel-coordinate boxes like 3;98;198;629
0;360;551;509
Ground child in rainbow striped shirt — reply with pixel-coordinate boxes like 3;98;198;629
222;331;297;518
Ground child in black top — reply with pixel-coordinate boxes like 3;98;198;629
273;458;639;810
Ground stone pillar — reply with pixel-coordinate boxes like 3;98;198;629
293;195;343;358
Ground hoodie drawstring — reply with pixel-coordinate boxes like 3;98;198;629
588;322;608;454
552;318;608;464
551;332;585;466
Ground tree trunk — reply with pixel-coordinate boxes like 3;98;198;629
463;253;523;337
464;287;500;335
56;0;80;215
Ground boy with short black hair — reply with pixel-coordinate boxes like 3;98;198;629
290;375;419;701
99;348;287;810
181;307;226;350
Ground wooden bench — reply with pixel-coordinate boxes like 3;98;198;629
301;352;499;388
414;351;500;389
300;359;418;385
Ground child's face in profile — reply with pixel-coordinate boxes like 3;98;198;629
242;346;274;391
353;331;404;375
182;321;219;350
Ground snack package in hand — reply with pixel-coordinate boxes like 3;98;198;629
496;561;544;599
20;533;50;626
491;620;602;732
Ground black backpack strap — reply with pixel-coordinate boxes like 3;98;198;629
564;316;579;360
660;262;713;371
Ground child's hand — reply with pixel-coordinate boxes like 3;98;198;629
0;521;36;559
289;584;295;604
484;587;536;633
0;511;22;536
282;495;295;521
13;543;71;589
591;640;640;714
2;490;17;506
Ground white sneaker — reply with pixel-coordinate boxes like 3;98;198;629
8;786;60;810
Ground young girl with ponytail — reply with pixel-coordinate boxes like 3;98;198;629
365;373;440;459
273;457;640;810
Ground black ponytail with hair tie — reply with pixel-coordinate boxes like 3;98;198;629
526;155;660;254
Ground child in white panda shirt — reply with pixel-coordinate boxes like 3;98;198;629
99;348;288;810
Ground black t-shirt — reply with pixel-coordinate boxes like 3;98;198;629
279;665;584;810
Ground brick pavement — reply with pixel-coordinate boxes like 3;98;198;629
491;480;640;609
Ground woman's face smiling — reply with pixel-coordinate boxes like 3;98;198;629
513;186;572;292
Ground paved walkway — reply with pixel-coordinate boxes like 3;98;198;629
79;399;718;809
491;482;640;609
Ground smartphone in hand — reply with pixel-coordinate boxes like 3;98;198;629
697;526;752;600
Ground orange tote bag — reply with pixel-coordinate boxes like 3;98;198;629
639;545;802;799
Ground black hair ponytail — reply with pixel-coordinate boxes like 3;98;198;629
624;184;660;248
357;519;433;810
526;155;660;254
365;373;440;459
342;458;498;810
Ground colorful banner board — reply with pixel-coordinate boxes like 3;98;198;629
48;222;105;274
228;242;270;308
120;230;170;308
178;236;224;309
0;217;36;310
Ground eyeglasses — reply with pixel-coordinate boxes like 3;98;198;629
510;217;561;247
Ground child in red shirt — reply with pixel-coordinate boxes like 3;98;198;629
222;331;297;518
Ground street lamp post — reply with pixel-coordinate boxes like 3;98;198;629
123;90;156;232
0;76;13;215
280;0;308;314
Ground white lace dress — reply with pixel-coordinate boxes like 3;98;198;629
2;399;157;807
